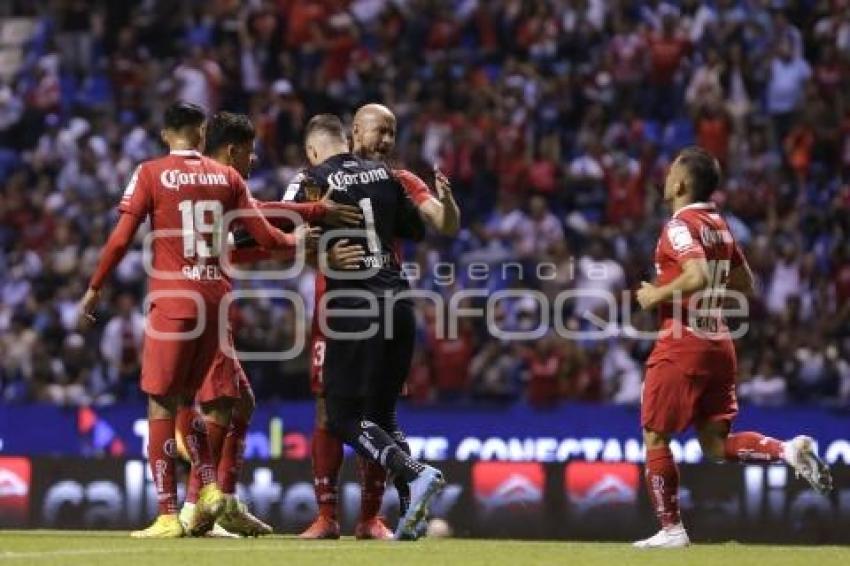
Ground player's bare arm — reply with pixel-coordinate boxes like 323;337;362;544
417;167;460;236
637;257;709;310
78;212;144;328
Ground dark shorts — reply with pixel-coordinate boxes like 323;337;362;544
321;299;415;400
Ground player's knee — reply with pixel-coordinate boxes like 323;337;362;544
315;397;329;430
698;433;727;462
700;440;725;462
201;398;235;427
237;388;256;420
643;428;669;449
697;421;730;462
148;395;177;418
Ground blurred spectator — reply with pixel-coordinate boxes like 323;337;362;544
739;355;787;407
766;40;811;143
427;320;475;401
572;239;626;322
100;293;144;401
601;339;642;404
518;334;564;409
470;341;521;401
0;0;847;410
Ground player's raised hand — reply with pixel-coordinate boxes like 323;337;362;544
327;239;365;270
434;166;452;200
636;281;660;310
77;288;101;330
321;192;363;227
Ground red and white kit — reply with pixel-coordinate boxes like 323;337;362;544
117;150;294;399
641;202;746;434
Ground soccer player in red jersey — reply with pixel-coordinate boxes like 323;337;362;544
175;111;362;537
78;102;307;538
633;147;832;548
300;103;459;540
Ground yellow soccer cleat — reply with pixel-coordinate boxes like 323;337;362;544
130;514;184;538
218;495;273;537
185;484;226;536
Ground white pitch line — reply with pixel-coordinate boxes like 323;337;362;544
0;544;399;561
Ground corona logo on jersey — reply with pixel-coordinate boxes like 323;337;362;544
0;457;31;525
327;168;389;192
159;169;228;190
564;461;640;513
472;462;544;517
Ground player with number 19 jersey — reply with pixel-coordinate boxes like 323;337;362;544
115;149;295;397
643;201;745;434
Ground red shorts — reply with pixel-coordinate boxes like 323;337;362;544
641;343;739;434
194;321;250;404
140;306;221;398
196;354;249;404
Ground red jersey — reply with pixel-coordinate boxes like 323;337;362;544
647;34;689;85
428;330;474;393
650;202;746;359
523;351;562;407
118;150;292;317
394;169;434;208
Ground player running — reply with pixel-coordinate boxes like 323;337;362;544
78;102;307;538
300;113;445;541
300;103;460;540
633;147;833;549
176;111;363;537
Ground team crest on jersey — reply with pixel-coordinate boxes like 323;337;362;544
303;178;322;201
667;220;694;252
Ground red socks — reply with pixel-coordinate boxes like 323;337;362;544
645;446;680;528
219;416;249;495
148;417;178;515
724;432;785;463
186;466;201;504
312;427;343;519
176;408;217;487
358;456;387;522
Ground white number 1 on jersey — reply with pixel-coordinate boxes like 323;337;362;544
358;198;381;254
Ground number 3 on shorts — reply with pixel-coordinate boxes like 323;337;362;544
313;339;326;368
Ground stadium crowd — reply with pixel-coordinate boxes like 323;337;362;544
1;0;850;408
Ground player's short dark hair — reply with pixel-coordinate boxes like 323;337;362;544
204;112;255;155
305;113;346;142
676;146;721;202
163;101;206;131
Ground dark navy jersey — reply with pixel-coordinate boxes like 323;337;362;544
295;152;424;296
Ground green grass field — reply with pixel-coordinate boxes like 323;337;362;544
1;532;848;566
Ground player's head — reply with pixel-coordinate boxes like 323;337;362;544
161;101;205;150
352;103;396;160
204;111;256;177
664;146;721;207
304;113;348;166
